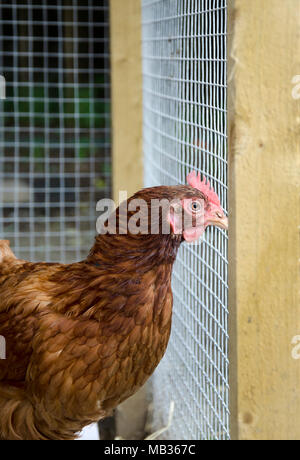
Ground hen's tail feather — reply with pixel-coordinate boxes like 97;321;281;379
0;385;48;440
0;385;85;440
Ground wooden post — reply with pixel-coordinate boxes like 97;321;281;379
109;1;147;440
228;0;300;440
109;0;143;202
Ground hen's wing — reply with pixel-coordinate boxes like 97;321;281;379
0;240;56;383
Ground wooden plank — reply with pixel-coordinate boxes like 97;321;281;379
109;1;147;439
228;0;300;440
109;0;143;202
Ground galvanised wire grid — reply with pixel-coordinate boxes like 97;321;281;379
142;0;229;440
0;0;111;263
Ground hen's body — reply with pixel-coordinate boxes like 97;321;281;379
0;182;227;440
0;227;180;440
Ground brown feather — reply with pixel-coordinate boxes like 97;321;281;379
0;185;205;440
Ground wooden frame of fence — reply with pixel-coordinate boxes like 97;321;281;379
110;0;143;203
109;0;146;439
110;0;300;440
228;0;300;440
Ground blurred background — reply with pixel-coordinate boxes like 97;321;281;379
0;0;111;263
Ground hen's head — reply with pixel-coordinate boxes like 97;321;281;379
180;171;228;242
93;172;228;268
122;171;228;244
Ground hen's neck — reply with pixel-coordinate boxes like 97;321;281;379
86;233;182;273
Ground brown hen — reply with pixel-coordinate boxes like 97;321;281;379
0;173;227;440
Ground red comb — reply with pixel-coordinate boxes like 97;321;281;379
187;171;221;206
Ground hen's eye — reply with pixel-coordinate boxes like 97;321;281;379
190;201;201;212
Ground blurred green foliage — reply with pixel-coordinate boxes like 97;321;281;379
3;76;111;184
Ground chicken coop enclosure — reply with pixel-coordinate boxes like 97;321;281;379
0;0;299;441
141;0;229;440
111;0;299;441
0;0;111;262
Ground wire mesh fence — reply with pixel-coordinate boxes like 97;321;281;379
142;0;229;440
0;0;111;263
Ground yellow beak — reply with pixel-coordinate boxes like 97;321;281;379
208;215;228;230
